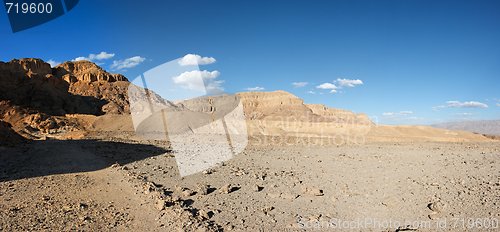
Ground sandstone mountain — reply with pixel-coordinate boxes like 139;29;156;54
0;59;131;139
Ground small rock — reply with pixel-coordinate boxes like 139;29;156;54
80;216;91;222
253;184;262;192
303;187;324;196
197;184;210;195
79;203;88;210
262;206;274;214
182;189;194;197
428;201;445;212
155;200;166;211
198;209;211;219
220;184;232;194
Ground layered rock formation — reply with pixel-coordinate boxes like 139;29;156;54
0;58;132;139
54;61;127;83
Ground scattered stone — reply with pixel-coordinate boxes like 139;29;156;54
253;184;262;192
428;201;445;213
79;203;88;210
303;187;324;196
197;184;210;195
262;206;274;215
182;189;194;197
198;209;211;219
220;184;232;194
156;200;166;211
80;216;91;222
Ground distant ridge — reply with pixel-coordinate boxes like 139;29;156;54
432;120;500;136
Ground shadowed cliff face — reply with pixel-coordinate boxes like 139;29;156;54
0;58;134;140
0;59;131;116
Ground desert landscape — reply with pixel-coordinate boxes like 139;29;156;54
0;59;499;231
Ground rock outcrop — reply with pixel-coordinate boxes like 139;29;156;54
0;59;132;140
54;61;130;114
54;61;127;83
234;91;373;142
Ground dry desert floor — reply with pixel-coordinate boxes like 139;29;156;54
1;133;499;231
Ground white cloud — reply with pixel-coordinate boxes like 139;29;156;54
382;111;413;117
73;51;115;62
307;90;316;94
245;86;265;91
292;82;308;88
435;101;489;109
93;51;115;60
73;57;87;61
110;56;146;70
455;112;473;116
178;54;216;66
316;83;338;93
46;59;60;67
336;78;363;88
172;70;223;94
497;103;500;107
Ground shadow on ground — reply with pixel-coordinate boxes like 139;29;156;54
0;139;170;182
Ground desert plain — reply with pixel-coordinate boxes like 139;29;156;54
0;59;499;231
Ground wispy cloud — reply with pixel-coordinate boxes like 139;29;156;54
307;90;316;94
292;82;308;88
73;51;115;62
454;112;473;116
178;54;216;66
110;56;146;70
434;100;488;109
336;78;363;88
497;103;500;107
382;111;413;117
245;86;265;91
316;83;338;93
172;70;223;94
46;59;60;67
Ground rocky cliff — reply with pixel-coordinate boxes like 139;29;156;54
0;58;132;139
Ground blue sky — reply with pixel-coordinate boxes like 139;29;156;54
1;0;499;125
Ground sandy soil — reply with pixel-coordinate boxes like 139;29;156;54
1;132;499;231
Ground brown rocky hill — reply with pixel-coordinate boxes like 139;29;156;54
0;59;129;116
54;61;130;114
0;58;132;139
